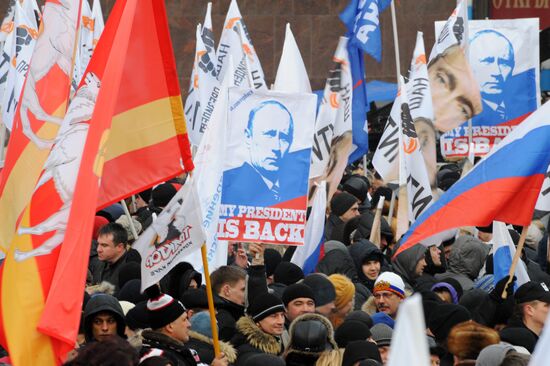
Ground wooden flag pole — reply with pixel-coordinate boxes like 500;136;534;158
120;199;139;240
370;197;385;247
201;243;221;357
502;225;529;299
387;187;397;224
390;0;400;78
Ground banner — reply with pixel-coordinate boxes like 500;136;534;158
184;3;219;147
309;36;353;202
218;88;316;245
407;32;437;189
216;0;266;90
2;0;39;130
428;0;482;133
134;177;206;292
440;18;541;159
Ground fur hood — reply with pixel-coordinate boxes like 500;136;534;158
235;316;282;355
189;330;237;363
361;296;378;315
285;313;338;356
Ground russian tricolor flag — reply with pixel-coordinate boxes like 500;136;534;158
396;101;550;257
291;181;326;274
492;221;530;288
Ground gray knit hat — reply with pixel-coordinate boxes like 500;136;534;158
370;323;393;347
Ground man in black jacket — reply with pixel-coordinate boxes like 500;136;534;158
210;265;246;342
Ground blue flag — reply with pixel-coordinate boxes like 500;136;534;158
340;0;392;62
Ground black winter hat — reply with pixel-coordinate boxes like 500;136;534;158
273;262;304;285
282;283;315;306
181;287;209;309
151;183;178;208
117;279;148;304
335;320;372;348
125;301;151;330
289;318;333;353
264;249;282;277
118;261;141;290
342;175;371;203
427;303;471;342
145;286;186;329
342;340;382;366
345;310;373;328
330;192;359;216
248;293;285;322
302;274;336;307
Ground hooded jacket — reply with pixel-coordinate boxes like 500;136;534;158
316;241;358;281
231;316;282;366
435;236;490;291
83;293;126;343
140;330;202;366
348;240;385;291
214;293;245;342
186;330;237;365
392;244;427;290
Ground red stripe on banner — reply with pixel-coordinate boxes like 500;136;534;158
396;174;544;257
97;136;184;209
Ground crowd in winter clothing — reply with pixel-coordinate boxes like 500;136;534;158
0;168;546;366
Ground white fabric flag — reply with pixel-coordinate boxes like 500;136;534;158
0;3;16;123
372;91;400;182
291;181;326;275
2;0;39;130
530;310;550;366
273;23;311;93
91;0;105;51
134;177;207;292
309;36;352;202
400;78;433;222
187;24;220;147
216;0;266;89
387;294;431;366
0;1;15;52
72;0;92;92
179;58;235;278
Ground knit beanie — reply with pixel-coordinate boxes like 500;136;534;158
282;283;315;307
190;311;214;338
342;340;382;366
125;301;151;330
248;293;285;322
371;312;395;328
335;320;372;348
302;274;336;307
145;286;186;329
345;310;373;328
264;249;282;277
427;304;472;343
475;343;514;366
370;323;393;347
273;262;304;285
117;279;148;304
329;274;355;309
373;272;405;299
152;183;178;208
181;287;209;309
330;192;359;216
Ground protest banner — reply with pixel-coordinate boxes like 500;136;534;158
218;88;316;245
439;18;540;159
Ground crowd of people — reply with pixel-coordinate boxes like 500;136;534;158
4;164;547;366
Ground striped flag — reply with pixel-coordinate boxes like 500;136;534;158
0;0;138;363
492;221;530;289
292;181;326;275
396;101;550;257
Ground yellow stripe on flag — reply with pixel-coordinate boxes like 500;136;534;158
0;121;61;253
2;209;56;365
105;96;184;161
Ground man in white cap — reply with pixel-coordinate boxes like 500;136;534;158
373;272;406;319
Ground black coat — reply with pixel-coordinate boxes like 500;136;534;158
140;330;200;366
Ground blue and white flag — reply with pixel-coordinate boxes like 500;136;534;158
340;0;392;62
291;181;326;275
492;221;530;289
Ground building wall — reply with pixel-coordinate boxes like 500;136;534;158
0;0;456;94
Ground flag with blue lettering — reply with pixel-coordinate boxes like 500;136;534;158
340;0;392;62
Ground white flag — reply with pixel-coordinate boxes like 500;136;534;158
273;23;311;93
185;24;221;147
387;294;430;366
216;0;266;89
134;177;207;292
372;96;400;182
2;0;39;130
0;0;15;52
309;36;352;202
91;0;105;51
72;0;92;92
179;58;236;278
530;311;550;366
492;221;530;287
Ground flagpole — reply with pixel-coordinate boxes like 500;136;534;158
201;243;221;357
120;199;139;240
387;187;397;224
502;225;528;299
370;196;385;246
0;122;6;167
390;0;400;78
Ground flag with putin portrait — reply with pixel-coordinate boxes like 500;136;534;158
218;88;316;245
439;18;540;159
